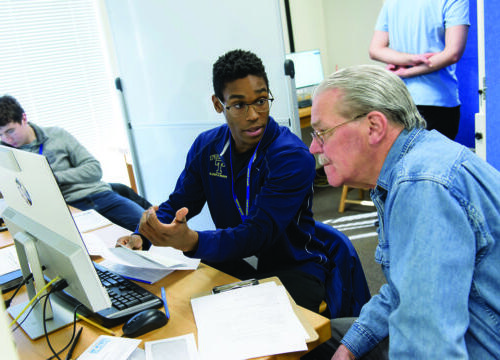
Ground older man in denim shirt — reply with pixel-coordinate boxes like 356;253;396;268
307;65;500;359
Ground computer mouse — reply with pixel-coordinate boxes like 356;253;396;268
122;309;168;338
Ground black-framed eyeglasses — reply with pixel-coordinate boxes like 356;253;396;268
218;93;274;118
311;113;368;145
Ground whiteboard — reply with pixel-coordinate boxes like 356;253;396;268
104;1;298;227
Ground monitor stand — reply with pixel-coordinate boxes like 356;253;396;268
8;297;75;340
7;232;75;340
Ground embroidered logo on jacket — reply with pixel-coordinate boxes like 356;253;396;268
209;154;227;178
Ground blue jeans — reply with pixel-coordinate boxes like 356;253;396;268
68;190;144;232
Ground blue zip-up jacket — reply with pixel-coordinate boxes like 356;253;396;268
155;117;328;282
342;128;500;359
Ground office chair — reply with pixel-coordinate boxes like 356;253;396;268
315;221;371;318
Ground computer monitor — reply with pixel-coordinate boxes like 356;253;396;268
285;49;324;90
0;145;111;339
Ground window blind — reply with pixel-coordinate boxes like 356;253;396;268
0;0;128;182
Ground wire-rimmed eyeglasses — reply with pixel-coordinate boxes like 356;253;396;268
311;113;368;145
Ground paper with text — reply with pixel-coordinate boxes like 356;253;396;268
191;281;308;359
76;335;141;360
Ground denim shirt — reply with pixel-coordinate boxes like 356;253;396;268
342;128;500;359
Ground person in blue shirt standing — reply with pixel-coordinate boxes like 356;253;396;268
305;65;500;359
369;0;469;140
118;49;328;312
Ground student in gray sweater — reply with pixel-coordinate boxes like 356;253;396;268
0;94;146;232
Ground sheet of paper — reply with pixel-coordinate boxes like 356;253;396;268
101;246;200;271
81;232;111;256
191;281;308;360
149;246;201;270
98;259;173;284
145;333;199;360
77;335;141;360
103;247;168;269
0;245;20;276
127;348;145;360
73;209;112;233
80;224;131;256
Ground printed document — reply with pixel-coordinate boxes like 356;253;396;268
191;281;308;359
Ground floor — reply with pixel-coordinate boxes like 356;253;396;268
312;184;385;296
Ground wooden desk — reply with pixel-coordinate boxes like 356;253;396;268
3;229;331;359
299;106;312;129
0;229;13;249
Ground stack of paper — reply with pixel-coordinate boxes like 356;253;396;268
191;281;308;359
99;245;200;284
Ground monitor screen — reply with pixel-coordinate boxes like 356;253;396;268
0;145;111;339
285;49;324;89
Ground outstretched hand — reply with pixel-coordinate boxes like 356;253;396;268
138;206;199;252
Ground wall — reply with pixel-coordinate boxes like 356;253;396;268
322;0;383;72
286;0;382;76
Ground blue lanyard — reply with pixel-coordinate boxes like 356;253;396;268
38;144;43;155
229;140;261;222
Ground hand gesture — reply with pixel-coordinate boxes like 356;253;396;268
138;206;199;252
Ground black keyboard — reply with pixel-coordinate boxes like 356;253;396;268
55;262;163;327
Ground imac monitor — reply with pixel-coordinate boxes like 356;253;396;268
0;145;111;339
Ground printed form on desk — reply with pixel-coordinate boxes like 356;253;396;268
191;281;308;360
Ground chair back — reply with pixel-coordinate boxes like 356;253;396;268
315;221;371;318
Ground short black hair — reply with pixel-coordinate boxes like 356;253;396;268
212;49;269;101
0;95;25;127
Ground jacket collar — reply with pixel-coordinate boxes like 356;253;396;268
376;127;424;191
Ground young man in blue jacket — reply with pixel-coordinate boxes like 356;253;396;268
118;49;328;312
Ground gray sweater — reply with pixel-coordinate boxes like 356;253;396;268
18;123;111;202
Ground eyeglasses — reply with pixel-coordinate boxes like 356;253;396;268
311;113;368;145
218;95;274;118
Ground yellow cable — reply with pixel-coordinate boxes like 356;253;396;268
77;313;116;336
9;276;61;328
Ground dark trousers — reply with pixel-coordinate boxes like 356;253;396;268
301;318;389;360
205;259;325;313
417;105;460;140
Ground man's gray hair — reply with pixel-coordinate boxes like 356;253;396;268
314;65;426;130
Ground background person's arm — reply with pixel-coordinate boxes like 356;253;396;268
369;25;469;78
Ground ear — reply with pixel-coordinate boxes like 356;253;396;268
21;113;28;125
366;111;388;145
212;95;224;113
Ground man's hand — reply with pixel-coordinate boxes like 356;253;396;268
138;206;199;252
116;234;143;250
332;345;356;360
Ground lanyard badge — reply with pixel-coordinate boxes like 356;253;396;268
229;140;261;222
